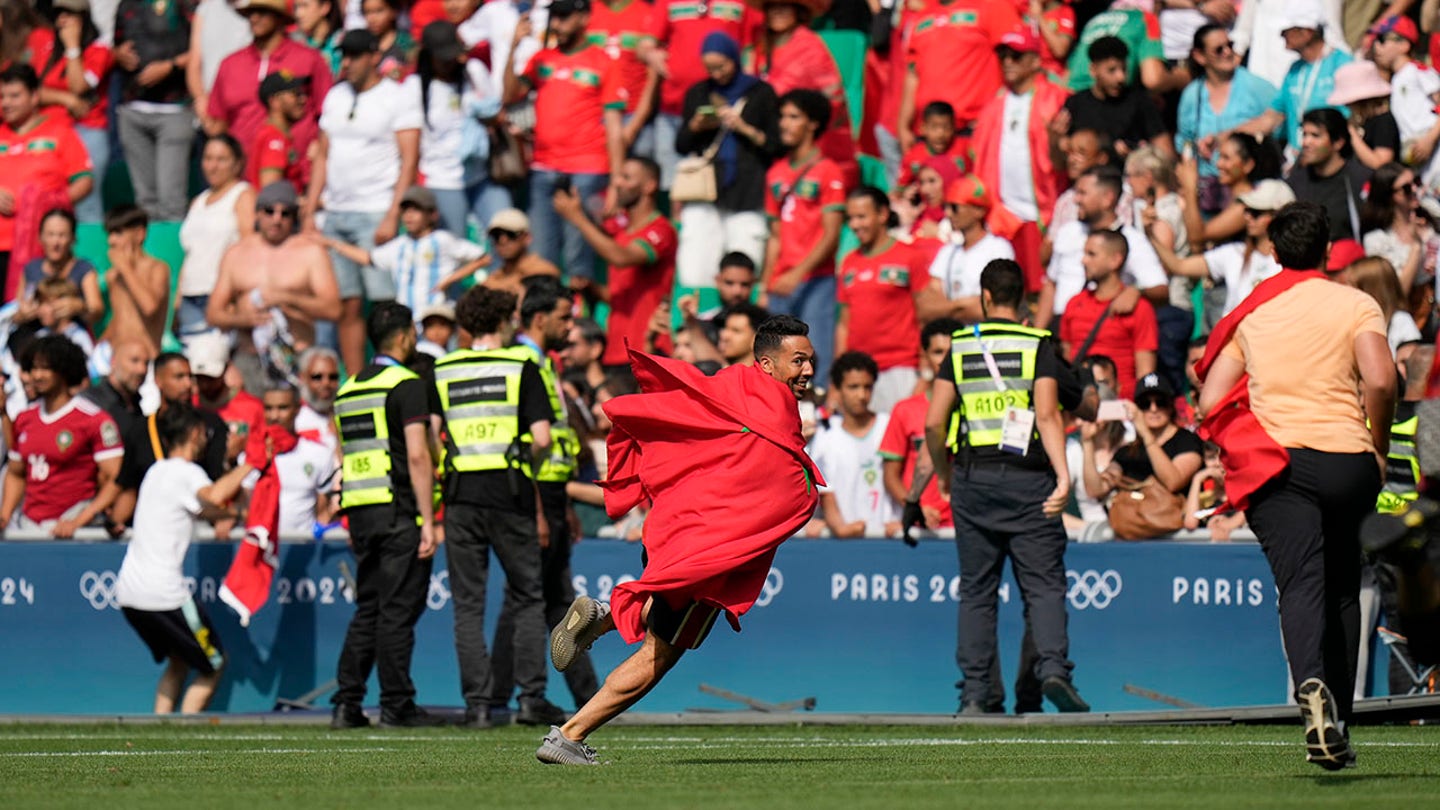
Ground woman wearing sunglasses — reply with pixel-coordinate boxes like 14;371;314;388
1083;372;1204;505
1360;162;1434;296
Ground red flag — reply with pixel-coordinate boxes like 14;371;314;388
601;350;824;644
219;424;299;626
1196;270;1323;511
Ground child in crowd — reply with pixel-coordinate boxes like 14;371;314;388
323;186;488;318
895;101;969;189
33;277;94;356
415;301;456;358
250;71;310;193
1184;441;1247;541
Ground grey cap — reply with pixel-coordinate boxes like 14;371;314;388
256;180;299;210
401;186;438;211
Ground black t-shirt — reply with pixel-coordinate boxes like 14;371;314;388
346;362;434;517
446;360;556;514
1285;158;1371;241
117;408;228;489
80;379;143;440
1114;427;1204;482
1364;112;1401;155
1064;86;1166;148
938;322;1084;470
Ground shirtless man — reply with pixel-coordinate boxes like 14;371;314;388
97;205;170;369
472;209;559;295
206;182;341;390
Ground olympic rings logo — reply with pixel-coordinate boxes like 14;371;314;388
78;570;119;611
755;567;784;608
426;571;451;611
1066;569;1122;610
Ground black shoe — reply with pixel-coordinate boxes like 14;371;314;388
461;706;493;730
957;700;990;716
379;707;448;728
1361;498;1439;557
487;703;514;726
330;703;370;729
1014;702;1044;715
516;699;568;726
1042;676;1091;713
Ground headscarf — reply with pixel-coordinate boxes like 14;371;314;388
701;32;759;188
913;156;964;235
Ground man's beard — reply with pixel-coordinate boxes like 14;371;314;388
301;385;335;414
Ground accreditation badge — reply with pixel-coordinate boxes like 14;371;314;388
998;407;1034;456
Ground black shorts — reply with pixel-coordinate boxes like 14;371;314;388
640;545;722;650
122;597;225;675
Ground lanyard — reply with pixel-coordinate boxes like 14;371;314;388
1294;52;1326;128
973;324;1008;392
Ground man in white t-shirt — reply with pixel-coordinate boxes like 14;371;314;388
247;386;337;537
294;346;340;454
305;29;424;375
806;351;899;538
921;176;1015;324
1369;15;1440;188
116;406;259;714
1146;179;1293;317
1037;165;1168;329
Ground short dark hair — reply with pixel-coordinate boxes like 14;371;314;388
979;259;1025;309
1083;164;1124;202
1088;35;1130;65
574;316;606;347
157;404;206;455
779;88;831;135
1083;354;1117;379
204;133;246;169
104;204;148;234
753;314;809;360
455;285;516;337
921;317;963;349
367;301;416;352
1301;107;1349;150
520;275;566;326
718;252;756;274
830;350;878;388
1088;228;1131;264
723;301;770;333
264;383;300;403
846;184;898;228
20;334;89;387
1267;201;1330;270
0;63;38;92
626;155;661;187
154;351;189;374
39;208;76;237
1189;335;1210;351
921;101;955;121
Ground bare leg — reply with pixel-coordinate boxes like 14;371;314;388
338;297;365;375
154;657;187;714
180;666;223;713
560;630;683;742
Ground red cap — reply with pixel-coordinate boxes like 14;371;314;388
1326;239;1366;273
996;27;1042;55
945;175;992;211
1370;14;1420;44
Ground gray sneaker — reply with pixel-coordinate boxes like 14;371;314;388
1297;678;1354;770
536;726;600;765
552;596;609;673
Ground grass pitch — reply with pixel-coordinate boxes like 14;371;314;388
3;722;1440;809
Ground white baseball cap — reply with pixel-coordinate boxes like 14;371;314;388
1279;0;1326;32
1237;179;1297;212
185;332;231;378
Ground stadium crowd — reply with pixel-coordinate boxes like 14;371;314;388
0;0;1436;552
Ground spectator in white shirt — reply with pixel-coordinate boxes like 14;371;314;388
919;176;1014;323
806;351;898;539
249;385;337;537
1361;162;1431;295
1232;0;1347;89
294;346;340;453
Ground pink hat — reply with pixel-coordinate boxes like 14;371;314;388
997;27;1042;54
1328;60;1392;106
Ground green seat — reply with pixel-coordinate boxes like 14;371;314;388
859;154;890;192
818;29;867;136
77;220;186;353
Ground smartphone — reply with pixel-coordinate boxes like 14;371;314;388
1180;141;1195;162
696;105;717;117
1097;400;1127;422
554;174;572;194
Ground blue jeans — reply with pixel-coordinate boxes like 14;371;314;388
527;169;608;279
432;181;513;242
653;112;681;190
75;125;109;223
873;124;901;190
175;294;211;338
766;274;837;389
625;112;655;160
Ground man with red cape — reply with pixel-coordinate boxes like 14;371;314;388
535;315;822;765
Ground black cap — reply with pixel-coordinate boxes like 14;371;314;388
1134;372;1174;403
258;70;309;105
421;21;464;63
339;29;380;56
549;0;591;17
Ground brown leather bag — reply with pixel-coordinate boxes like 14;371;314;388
487;123;528;187
1108;477;1184;540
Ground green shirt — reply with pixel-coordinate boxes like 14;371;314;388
1066;9;1164;93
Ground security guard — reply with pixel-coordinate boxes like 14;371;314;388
924;259;1097;715
331;302;441;729
489;277;600;714
1379;349;1430;513
437;285;564;729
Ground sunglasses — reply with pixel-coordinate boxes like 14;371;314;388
309;372;340;382
1207;41;1234;56
488;228;522;241
1397;182;1420;197
1136;397;1169;411
944;202;964;213
1242;207;1271;218
261;205;297;217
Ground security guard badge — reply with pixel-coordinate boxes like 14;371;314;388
998;407;1033;456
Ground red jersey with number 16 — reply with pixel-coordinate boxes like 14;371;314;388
9;397;122;522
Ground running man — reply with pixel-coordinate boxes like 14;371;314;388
536;315;823;765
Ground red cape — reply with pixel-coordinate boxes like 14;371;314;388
602;351;824;644
219;424;299;626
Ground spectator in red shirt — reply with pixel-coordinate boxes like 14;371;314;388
640;0;761;188
1028;0;1075;81
896;102;969;190
207;0;332;189
837;186;929;413
505;0;627;280
249;71;309;193
762;88;846;387
588;0;660;157
898;0;1021;154
880;316;962;532
0;64;94;299
1058;229;1158;399
34;0;112;224
554;156;677;369
187;332;265;467
0;335;123;538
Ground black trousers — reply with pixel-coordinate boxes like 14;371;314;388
1245;449;1380;723
952;464;1073;705
333;505;432;714
491;483;600;708
446;502;548;711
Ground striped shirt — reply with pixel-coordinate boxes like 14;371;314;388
369;230;486;317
